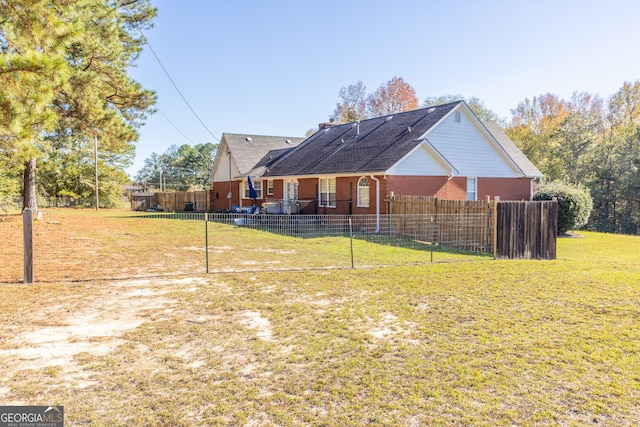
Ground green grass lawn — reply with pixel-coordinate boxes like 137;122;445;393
1;211;639;425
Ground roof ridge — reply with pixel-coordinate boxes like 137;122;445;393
355;107;451;172
335;101;464;127
223;132;304;139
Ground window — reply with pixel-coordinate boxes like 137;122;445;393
454;110;461;123
319;178;336;207
467;177;477;201
357;177;369;207
267;180;274;195
244;179;262;199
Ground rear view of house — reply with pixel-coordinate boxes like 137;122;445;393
210;101;542;215
208;133;305;211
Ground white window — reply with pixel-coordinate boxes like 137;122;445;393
357;177;369;207
467;177;477;201
244;179;262;199
454;110;461;123
267;180;274;195
319;178;336;207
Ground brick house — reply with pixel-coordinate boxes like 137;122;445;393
208;133;304;211
210;101;542;215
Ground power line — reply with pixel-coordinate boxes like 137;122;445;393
143;36;220;142
157;107;196;145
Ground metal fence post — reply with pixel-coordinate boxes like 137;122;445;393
204;212;209;273
349;217;354;268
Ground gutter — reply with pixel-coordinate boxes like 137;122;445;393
370;175;380;233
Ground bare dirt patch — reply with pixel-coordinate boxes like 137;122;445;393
238;311;273;340
0;276;206;399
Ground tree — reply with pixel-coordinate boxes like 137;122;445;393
0;0;156;210
0;136;21;210
134;143;218;192
507;94;571;181
331;81;367;124
329;77;419;125
172;142;218;190
134;152;168;191
366;76;418;117
0;0;75;210
34;129;133;207
505;83;640;235
597;81;640;233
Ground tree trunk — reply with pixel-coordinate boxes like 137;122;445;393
23;158;38;212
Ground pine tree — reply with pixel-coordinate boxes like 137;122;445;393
0;0;156;210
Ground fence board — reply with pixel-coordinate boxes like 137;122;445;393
388;195;557;259
495;201;557;259
131;193;156;211
131;191;211;212
386;195;493;252
130;192;557;259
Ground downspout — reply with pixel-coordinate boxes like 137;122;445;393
370;175;380;233
227;151;232;211
349;182;352;215
530;178;535;201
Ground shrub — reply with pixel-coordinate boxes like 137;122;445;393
534;181;593;234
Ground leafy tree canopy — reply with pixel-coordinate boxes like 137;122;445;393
134;142;218;192
0;0;157;210
507;82;640;234
331;77;418;124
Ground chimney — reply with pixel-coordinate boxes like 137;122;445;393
318;122;337;130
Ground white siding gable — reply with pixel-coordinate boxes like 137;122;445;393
425;108;521;178
387;143;450;176
210;142;241;183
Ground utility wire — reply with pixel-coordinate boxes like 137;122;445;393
157;107;196;145
144;36;220;142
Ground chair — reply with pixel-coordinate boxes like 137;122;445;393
232;205;242;213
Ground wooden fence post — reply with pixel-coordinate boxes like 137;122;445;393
23;208;34;284
485;196;491;252
492;196;499;259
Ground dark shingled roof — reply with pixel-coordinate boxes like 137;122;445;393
263;102;461;177
223;133;305;176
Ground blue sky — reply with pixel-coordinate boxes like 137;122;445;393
126;0;640;177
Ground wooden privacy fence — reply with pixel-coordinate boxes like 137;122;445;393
495;200;558;260
386;195;557;259
386;195;493;252
129;193;557;259
131;191;211;212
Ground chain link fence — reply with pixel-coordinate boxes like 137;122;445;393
1;211;493;283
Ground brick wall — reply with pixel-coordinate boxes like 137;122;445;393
386;175;534;201
387;176;468;200
478;178;532;201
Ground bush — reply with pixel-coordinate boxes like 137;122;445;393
533;181;593;234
